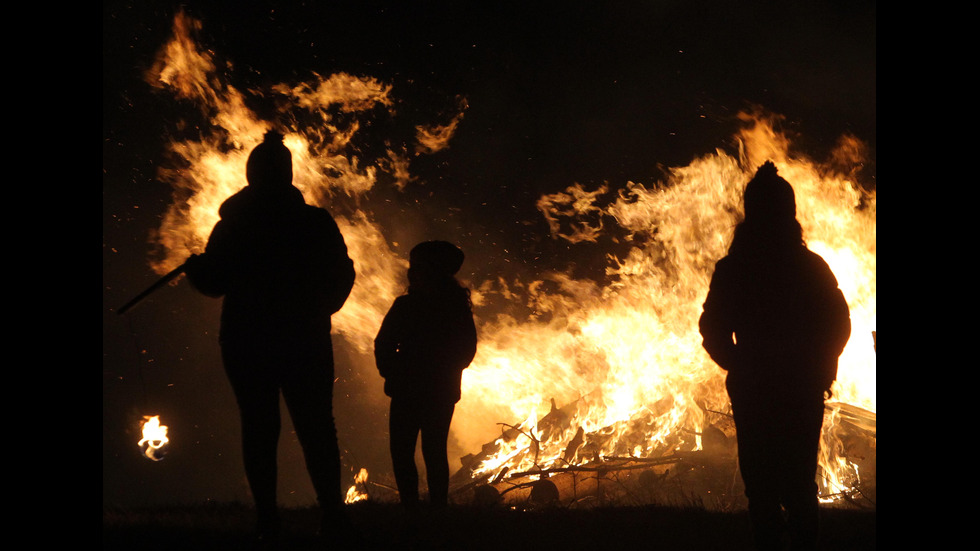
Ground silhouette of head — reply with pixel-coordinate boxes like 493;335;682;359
730;161;804;254
410;241;464;275
408;241;464;289
743;161;796;224
246;130;293;190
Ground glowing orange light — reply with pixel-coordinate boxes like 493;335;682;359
344;468;370;504
138;415;170;461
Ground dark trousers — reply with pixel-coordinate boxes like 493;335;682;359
222;343;341;529
389;398;455;506
729;380;825;551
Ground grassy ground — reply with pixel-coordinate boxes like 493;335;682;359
103;501;875;550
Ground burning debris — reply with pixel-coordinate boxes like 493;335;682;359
344;468;371;504
442;391;875;510
138;415;170;462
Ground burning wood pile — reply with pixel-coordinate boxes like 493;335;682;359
448;332;876;510
447;395;875;510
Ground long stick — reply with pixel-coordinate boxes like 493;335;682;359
117;263;187;315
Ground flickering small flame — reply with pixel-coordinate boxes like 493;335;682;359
344;468;370;504
138;415;170;461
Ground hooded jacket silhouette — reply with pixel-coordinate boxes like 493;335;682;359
374;240;477;507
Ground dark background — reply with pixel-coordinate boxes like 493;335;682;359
103;1;875;508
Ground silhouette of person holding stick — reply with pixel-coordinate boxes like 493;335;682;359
699;162;850;551
374;241;477;508
183;130;355;542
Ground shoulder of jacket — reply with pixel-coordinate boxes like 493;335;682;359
302;204;342;227
802;248;839;279
384;294;408;310
217;188;253;219
710;255;739;278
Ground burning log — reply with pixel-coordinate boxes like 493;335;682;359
528;479;560;506
472;484;502;506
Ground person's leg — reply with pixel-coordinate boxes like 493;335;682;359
732;396;785;551
778;397;824;551
420;403;455;507
223;347;282;537
389;398;421;506
280;354;341;514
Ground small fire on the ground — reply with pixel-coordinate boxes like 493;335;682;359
138;415;170;461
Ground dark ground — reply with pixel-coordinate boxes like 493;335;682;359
103;501;876;550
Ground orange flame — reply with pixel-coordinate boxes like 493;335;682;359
344;468;370;504
139;415;170;461
416;97;469;155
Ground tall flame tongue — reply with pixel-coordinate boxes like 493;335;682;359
148;13;875;502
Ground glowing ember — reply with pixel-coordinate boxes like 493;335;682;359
146;12;875;504
138;415;170;461
344;468;370;504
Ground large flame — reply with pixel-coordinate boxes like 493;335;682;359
146;12;875;503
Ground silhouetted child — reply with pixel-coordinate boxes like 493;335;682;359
374;241;478;508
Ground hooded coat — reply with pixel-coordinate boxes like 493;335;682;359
186;184;355;354
374;286;476;404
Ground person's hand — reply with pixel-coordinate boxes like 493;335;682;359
183;254;204;272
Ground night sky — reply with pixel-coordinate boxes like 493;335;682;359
103;1;875;508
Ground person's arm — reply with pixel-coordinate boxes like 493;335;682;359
318;213;356;314
374;298;406;379
813;256;852;392
183;221;232;298
699;261;740;371
453;306;477;371
827;281;852;359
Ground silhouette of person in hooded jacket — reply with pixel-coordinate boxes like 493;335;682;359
184;130;355;541
374;241;477;508
699;162;850;551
